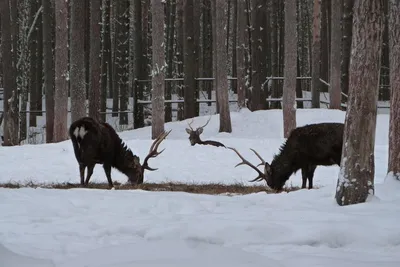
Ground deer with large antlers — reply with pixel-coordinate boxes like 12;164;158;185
69;117;171;188
228;122;344;191
185;116;225;147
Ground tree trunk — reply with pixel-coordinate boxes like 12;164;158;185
311;0;321;108
183;0;196;119
150;0;165;139
176;0;184;120
100;0;111;122
335;0;384;206
202;0;213;106
270;0;280;109
29;0;39;127
213;0;232;133
236;0;246;109
53;0;69;142
70;0;86;123
1;0;19;146
88;0;102;121
387;0;400;180
329;0;342;109
282;0;297;138
341;0;354;99
43;0;55;143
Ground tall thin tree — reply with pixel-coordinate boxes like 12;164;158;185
329;0;342;109
311;0;321;108
282;0;297;138
150;0;165;138
335;0;384;206
53;0;69;142
387;0;400;180
236;0;246;109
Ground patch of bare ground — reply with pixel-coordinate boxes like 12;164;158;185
0;181;301;195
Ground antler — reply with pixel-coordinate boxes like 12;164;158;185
187;118;195;131
227;147;267;182
142;130;172;171
198;115;212;130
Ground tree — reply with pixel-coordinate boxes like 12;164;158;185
1;0;19;146
213;0;232;133
236;0;246;109
43;0;55;143
329;0;342;109
53;0;69;142
151;0;165;139
88;0;101;121
311;0;321;108
341;0;354;98
335;0;384;206
387;0;400;180
70;0;87;123
282;0;297;138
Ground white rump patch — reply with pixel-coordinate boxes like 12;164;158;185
73;127;79;138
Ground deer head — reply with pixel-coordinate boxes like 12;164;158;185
185;116;225;147
227;147;276;189
129;129;172;184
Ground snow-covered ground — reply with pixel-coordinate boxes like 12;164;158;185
1;108;399;267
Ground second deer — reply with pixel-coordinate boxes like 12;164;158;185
185;116;225;148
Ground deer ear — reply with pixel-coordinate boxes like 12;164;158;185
196;128;203;134
185;128;191;134
264;162;272;176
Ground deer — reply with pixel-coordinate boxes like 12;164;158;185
228;122;344;191
69;117;171;188
185;116;225;148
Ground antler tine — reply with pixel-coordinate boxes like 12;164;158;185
187;118;195;131
227;147;266;183
142;130;172;171
249;148;266;167
198;115;212;130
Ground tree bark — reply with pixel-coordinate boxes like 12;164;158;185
329;0;342;109
387;0;400;180
335;0;384;206
151;0;165;139
213;0;232;133
236;0;246;109
53;0;69;142
1;0;19;146
88;0;101;121
341;0;354;99
43;0;55;143
311;0;321;108
282;0;297;138
70;0;86;123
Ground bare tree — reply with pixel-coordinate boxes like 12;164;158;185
151;0;165;139
311;0;321;108
88;0;101;121
43;0;55;143
53;0;69;142
335;0;384;206
329;0;342;109
70;0;86;123
236;0;246;109
213;0;232;132
387;0;400;180
282;0;297;138
1;0;19;146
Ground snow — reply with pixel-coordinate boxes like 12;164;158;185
1;108;400;267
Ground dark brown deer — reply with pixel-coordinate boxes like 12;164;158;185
185;116;225;147
69;117;171;188
228;122;344;191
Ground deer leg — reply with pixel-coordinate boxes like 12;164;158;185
79;164;86;186
301;168;308;189
103;164;114;188
84;164;95;186
307;165;317;189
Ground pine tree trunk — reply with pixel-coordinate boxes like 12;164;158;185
236;0;246;109
29;0;39;127
88;0;102;121
1;0;19;146
311;0;321;108
329;0;342;109
341;0;354;99
70;0;87;123
43;0;55;143
151;0;165;139
53;0;69;142
282;0;297;138
387;0;400;180
335;0;384;206
100;0;111;122
176;0;184;120
213;0;232;133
